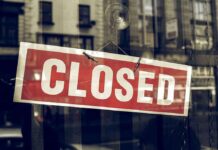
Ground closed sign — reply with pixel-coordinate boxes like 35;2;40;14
14;42;192;116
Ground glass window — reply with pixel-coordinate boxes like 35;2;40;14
0;15;18;47
79;5;91;26
192;0;213;50
194;1;211;21
79;37;94;50
137;0;163;48
85;38;92;50
1;1;218;150
39;1;53;25
46;36;61;46
164;0;179;49
63;37;71;47
194;25;213;50
143;0;153;16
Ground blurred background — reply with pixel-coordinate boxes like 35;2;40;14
0;0;218;149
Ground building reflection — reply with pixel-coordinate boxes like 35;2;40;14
0;0;218;150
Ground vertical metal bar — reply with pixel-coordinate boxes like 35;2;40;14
211;0;218;49
161;0;166;51
153;0;159;49
213;66;218;149
211;4;218;148
141;0;146;46
192;0;197;50
206;0;210;49
177;0;185;49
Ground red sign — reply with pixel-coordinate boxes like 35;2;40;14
14;42;192;116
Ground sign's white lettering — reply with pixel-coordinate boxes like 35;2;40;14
41;58;176;105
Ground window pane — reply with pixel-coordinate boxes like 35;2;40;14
46;37;61;46
79;5;90;25
193;0;213;50
85;38;92;50
0;15;18;46
143;0;153;16
39;2;52;24
138;0;163;48
194;1;211;21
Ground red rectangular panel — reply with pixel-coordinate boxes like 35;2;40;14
14;42;192;116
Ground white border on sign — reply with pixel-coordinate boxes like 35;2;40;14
14;42;192;116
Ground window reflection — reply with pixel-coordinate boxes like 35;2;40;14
0;0;218;150
192;0;213;50
194;1;211;21
137;0;163;48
